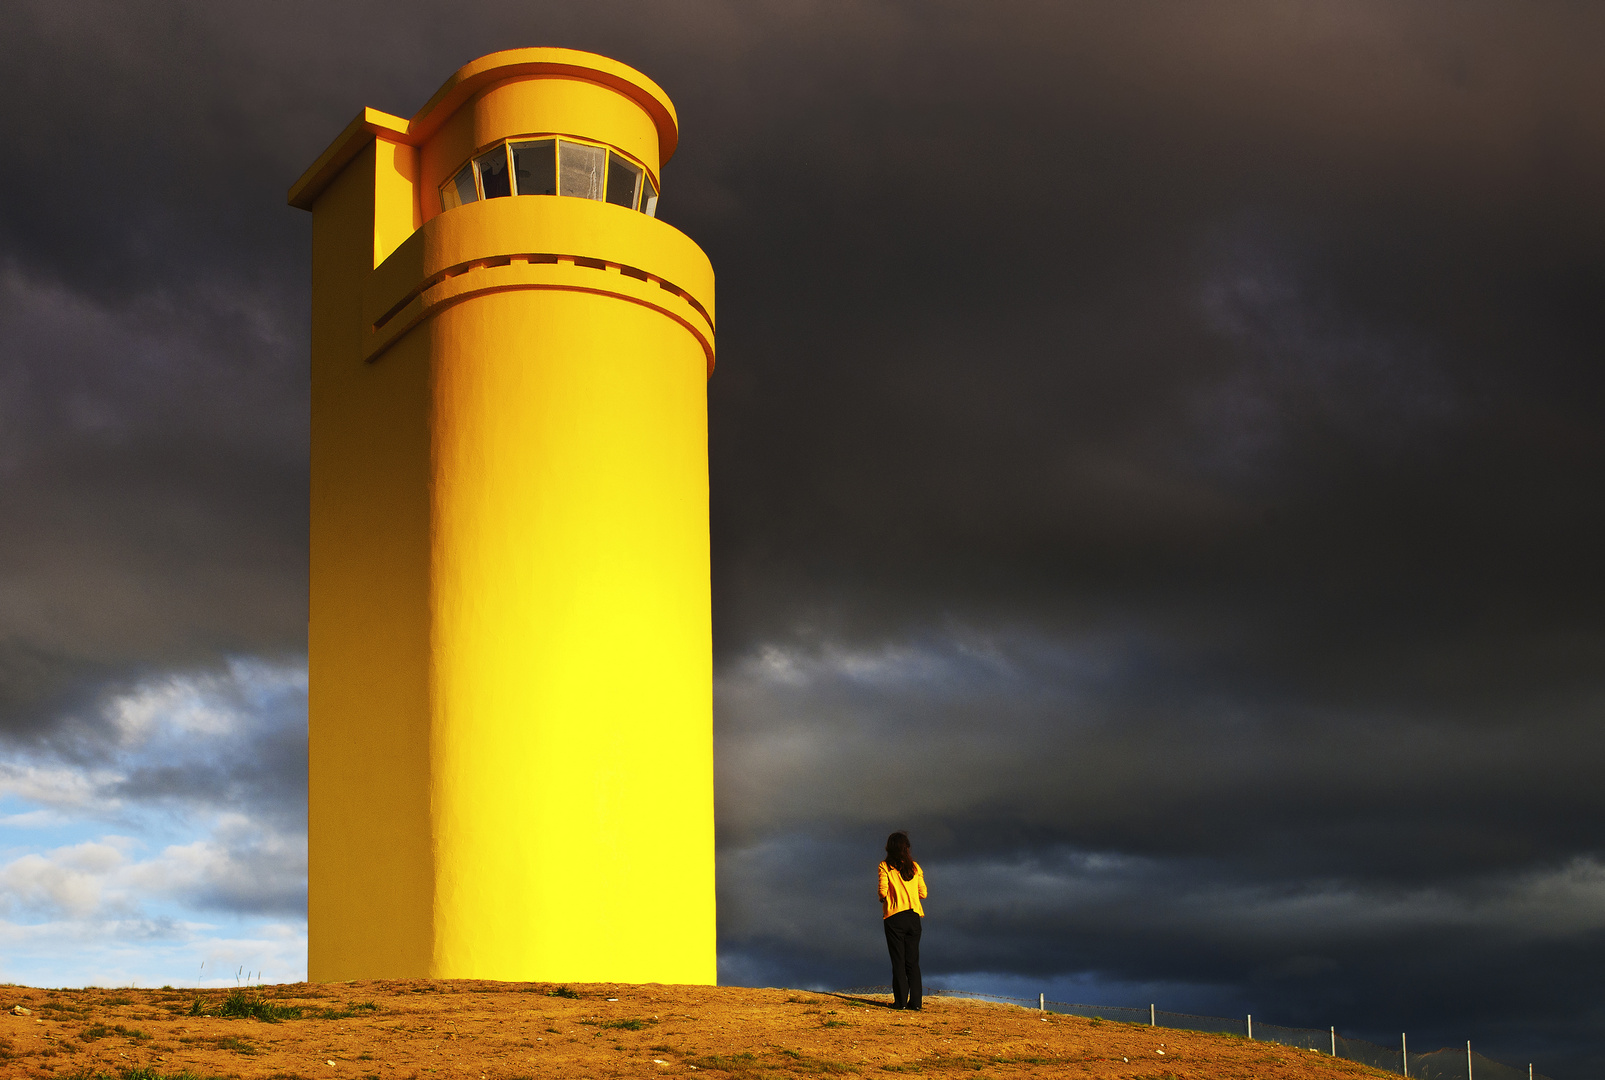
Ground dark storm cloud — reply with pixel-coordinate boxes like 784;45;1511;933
695;7;1604;1074
0;266;306;743
1;0;1601;1074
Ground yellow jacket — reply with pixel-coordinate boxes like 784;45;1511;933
878;860;927;919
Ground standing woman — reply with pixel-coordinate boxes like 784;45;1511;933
878;831;927;1010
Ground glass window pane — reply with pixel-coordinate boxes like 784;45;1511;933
442;162;477;209
641;179;659;218
558;140;605;201
511;140;556;196
476;146;512;199
605;152;642;209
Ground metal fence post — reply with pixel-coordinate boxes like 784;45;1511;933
1150;1004;1155;1027
1403;1033;1408;1079
1247;1014;1253;1040
1468;1041;1473;1080
1039;993;1044;1012
1330;1026;1336;1056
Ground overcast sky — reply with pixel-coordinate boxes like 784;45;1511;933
1;2;1601;1075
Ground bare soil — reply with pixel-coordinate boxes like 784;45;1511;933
0;981;1398;1080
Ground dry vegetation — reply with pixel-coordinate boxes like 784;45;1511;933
0;981;1400;1080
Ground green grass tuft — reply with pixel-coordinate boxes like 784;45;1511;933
213;1035;257;1055
683;1051;759;1072
597;1018;651;1031
213;987;303;1022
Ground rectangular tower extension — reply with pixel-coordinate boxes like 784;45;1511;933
290;49;716;984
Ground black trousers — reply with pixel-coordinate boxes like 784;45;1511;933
883;909;923;1009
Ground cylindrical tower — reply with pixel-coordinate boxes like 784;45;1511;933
291;49;716;983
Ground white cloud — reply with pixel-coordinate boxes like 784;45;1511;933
107;658;307;750
0;762;121;813
0;808;65;828
0;655;308;985
109;675;240;743
0;839;136;919
0;819;304;924
125;815;306;915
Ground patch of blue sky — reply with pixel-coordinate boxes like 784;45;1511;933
0;795;105;850
0;788;213;858
0;910;306;988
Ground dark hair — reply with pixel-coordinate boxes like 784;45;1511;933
885;831;915;881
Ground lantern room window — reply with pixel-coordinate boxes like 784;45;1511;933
606;153;642;209
476;147;512;199
441;137;659;216
512;140;556;196
559;141;606;200
442;162;478;210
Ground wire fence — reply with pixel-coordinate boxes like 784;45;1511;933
832;986;1551;1080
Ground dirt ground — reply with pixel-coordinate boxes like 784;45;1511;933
0;981;1399;1080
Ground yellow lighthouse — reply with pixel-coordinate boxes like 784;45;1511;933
289;49;716;984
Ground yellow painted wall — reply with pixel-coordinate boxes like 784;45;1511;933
299;50;715;984
307;140;435;980
428;288;713;981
